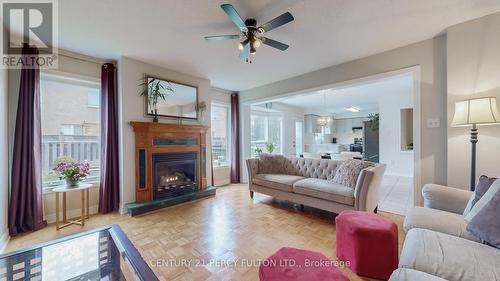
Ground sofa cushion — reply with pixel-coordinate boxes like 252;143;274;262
465;178;500;222
404;206;478;242
463;175;497;216
467;188;500;248
332;159;373;188
258;154;286;174
389;268;447;281
400;228;500;281
293;178;354;205
253;174;305;192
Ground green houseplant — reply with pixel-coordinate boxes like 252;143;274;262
140;78;174;122
367;113;379;131
265;143;275;154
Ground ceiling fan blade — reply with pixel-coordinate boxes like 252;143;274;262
259;12;294;33
262;37;289;51
221;4;248;32
204;35;242;41
239;43;250;60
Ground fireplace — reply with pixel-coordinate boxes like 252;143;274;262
152;152;198;199
130;122;209;203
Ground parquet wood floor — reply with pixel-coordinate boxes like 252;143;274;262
6;184;405;281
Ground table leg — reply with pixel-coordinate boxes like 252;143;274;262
81;190;85;226
55;193;59;230
86;188;89;219
62;193;67;223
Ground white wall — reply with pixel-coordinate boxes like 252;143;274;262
240;36;447;207
0;63;9;253
118;57;213;213
379;85;414;177
447;13;500;188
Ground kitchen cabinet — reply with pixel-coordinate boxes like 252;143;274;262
304;114;321;134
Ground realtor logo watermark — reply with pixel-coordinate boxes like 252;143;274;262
1;0;58;69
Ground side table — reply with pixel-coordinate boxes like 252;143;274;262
53;183;94;230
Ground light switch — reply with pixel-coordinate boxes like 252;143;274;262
426;118;440;128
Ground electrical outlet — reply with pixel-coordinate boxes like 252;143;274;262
427;118;440;128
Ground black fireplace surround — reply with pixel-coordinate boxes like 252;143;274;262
152;152;198;200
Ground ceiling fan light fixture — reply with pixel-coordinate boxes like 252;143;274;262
238;38;249;50
250;44;257;55
253;38;261;48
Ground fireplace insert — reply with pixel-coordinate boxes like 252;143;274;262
152;152;198;200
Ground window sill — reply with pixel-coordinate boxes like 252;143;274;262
42;181;99;194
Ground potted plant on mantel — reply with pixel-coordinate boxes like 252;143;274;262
139;78;174;122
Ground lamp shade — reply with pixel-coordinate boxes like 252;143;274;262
452;97;500;126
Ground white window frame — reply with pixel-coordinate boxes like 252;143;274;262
211;102;231;167
251;110;283;155
40;71;101;189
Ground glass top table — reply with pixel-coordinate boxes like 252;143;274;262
0;225;158;281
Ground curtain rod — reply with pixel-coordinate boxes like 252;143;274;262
38;49;113;65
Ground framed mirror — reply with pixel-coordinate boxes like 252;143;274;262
144;76;198;120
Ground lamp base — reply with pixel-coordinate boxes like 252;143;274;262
470;124;478;191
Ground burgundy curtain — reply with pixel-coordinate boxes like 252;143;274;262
230;93;240;183
9;44;47;235
98;63;120;213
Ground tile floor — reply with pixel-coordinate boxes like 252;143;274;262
378;175;414;215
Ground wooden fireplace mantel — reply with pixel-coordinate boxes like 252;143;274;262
130;121;209;203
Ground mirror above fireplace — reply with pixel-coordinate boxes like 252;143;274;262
144;76;198;120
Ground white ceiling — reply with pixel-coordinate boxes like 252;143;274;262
269;73;413;115
58;0;500;91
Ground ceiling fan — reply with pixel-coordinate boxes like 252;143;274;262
204;4;294;63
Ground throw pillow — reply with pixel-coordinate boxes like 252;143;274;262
464;178;500;222
258;154;285;174
332;159;372;188
466;188;500;248
463;175;497;216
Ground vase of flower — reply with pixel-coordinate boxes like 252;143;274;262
54;161;91;188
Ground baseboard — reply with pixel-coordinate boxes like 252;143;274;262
119;203;129;215
0;228;9;254
44;205;99;223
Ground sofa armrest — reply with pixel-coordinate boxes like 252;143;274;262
246;159;259;187
354;163;386;212
422;184;472;214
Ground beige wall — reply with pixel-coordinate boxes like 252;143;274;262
118;57;213;213
240;37;448;206
0;61;9;252
7;51;104;224
447;13;500;189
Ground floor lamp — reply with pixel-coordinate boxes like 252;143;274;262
451;97;500;191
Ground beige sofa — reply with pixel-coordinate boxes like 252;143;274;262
246;155;386;214
389;184;500;281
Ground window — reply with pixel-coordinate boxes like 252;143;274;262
87;91;99;108
61;124;82;136
211;103;231;167
251;111;282;156
40;73;101;187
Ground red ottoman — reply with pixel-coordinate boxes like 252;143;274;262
335;211;398;280
259;247;349;281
